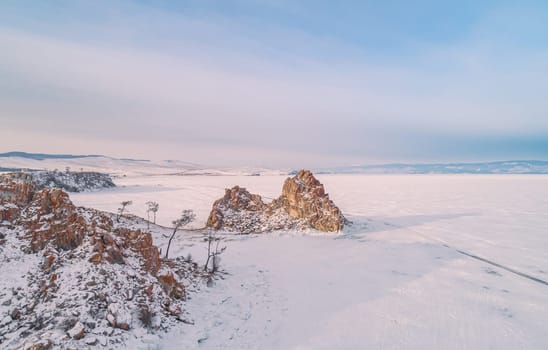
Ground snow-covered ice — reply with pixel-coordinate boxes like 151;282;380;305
68;174;548;349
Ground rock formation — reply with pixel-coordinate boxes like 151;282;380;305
206;170;345;233
206;186;266;230
273;170;345;232
0;177;200;349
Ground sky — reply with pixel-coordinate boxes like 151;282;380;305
1;0;547;167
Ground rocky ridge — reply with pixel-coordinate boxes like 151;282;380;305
0;171;115;193
206;170;345;233
0;177;203;349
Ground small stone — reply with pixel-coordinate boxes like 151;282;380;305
0;315;12;327
10;308;21;320
107;313;116;327
89;253;102;264
67;321;85;340
22;338;52;350
99;336;108;346
84;337;98;345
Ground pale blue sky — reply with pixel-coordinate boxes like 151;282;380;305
1;1;547;166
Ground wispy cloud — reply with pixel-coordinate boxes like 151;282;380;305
0;1;547;166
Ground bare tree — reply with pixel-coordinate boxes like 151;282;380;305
165;210;195;259
146;201;159;229
117;200;133;223
204;231;226;273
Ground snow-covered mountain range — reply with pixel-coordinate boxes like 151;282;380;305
2;152;548;175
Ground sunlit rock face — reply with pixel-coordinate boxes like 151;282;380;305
206;170;345;233
274;170;345;232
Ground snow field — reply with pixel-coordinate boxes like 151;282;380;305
71;174;548;349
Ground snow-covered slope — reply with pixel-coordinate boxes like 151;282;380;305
0;154;288;177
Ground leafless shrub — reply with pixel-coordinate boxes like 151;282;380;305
117;200;132;222
165;210;195;259
146;201;159;229
138;304;155;331
204;231;226;273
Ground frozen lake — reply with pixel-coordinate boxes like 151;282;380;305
72;174;548;349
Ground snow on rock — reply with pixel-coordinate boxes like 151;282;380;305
67;321;85;339
206;170;345;233
0;178;207;349
107;303;132;330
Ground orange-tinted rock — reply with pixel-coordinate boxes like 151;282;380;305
206;186;266;229
116;228;162;274
144;284;154;301
206;170;345;232
0;204;19;222
50;273;58;283
0;175;36;206
157;271;186;300
89;253;103;264
275;170;345;232
23;189;87;252
43;255;56;270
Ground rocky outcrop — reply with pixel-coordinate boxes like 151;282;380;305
0;171;115;193
22;189;87;252
0;179;203;349
273;170;344;232
0;176;36;206
206;170;345;233
206;186;266;230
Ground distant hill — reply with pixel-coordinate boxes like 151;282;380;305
0;152;284;176
3;152;547;175
0;151;102;160
310;160;548;175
